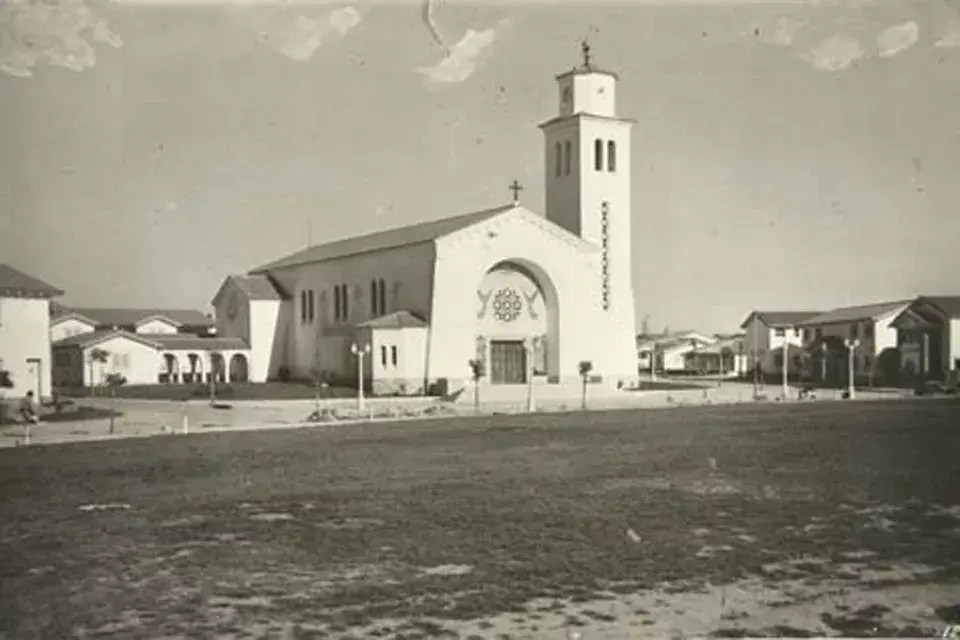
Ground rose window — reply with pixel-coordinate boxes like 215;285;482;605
492;288;523;322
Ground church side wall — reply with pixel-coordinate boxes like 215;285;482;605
248;299;282;383
264;241;436;381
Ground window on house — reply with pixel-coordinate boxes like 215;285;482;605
555;142;562;177
564;141;572;175
594;138;603;171
773;353;783;368
774;328;785;337
607;140;616;172
381;345;387;367
391;345;398;367
379;278;386;314
815;328;823;340
849;323;859;338
865;323;874;337
803;329;811;342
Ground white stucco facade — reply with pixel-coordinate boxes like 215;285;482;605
0;296;55;399
212;53;640;394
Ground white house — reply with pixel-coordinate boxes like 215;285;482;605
52;330;251;387
890;296;960;382
740;310;821;376
212;46;640;395
636;331;716;373
0;264;63;400
796;299;911;378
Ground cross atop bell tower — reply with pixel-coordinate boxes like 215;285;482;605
581;38;592;67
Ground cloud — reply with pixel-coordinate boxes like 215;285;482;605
0;0;122;79
876;21;919;58
934;20;960;48
226;4;360;62
802;34;865;72
416;20;508;85
764;16;803;47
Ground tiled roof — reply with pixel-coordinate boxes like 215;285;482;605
52;330;248;352
51;307;213;328
52;330;161;350
921;295;960;319
0;264;63;298
148;335;249;351
797;300;912;327
740;311;821;329
357;310;428;329
251;203;517;273
228;275;284;301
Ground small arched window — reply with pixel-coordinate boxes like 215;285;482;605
308;290;315;322
300;291;307;323
342;284;349;320
334;286;341;321
555;142;562;177
379;278;386;314
607;140;617;172
370;279;377;315
594;138;603;171
564;141;572;175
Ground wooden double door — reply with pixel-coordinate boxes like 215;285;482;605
489;340;527;384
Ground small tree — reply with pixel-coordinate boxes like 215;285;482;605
88;348;109;396
877;347;901;386
308;366;330;416
104;372;126;434
468;359;485;413
0;367;13;424
578;360;593;410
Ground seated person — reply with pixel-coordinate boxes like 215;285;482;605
19;391;39;424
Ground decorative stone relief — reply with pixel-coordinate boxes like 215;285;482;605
492;288;523;322
600;201;610;310
523;289;540;320
477;289;493;319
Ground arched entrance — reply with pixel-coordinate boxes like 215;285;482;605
228;353;249;382
209;352;225;383
161;353;179;384
475;259;559;384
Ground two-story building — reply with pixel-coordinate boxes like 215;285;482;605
795;300;911;379
889;295;960;382
0;264;63;400
739;310;821;377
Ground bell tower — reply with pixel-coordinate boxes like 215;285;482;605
538;41;636;326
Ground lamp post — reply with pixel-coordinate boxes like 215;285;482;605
207;326;218;406
525;336;540;413
781;336;789;401
351;342;371;412
820;341;828;386
844;338;860;399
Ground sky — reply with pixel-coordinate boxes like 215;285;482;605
1;0;959;335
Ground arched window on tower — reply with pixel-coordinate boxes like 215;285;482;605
334;285;341;321
308;290;315;322
594;138;603;171
379;278;386;314
564;141;572;176
555;142;562;177
342;284;349;320
370;279;377;315
607;140;617;172
300;291;307;324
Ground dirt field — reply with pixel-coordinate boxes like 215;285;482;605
1;398;958;639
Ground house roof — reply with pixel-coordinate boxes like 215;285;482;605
797;300;912;327
920;295;960;319
51;307;213;328
149;335;249;351
357;310;428;329
0;264;63;298
251;203;517;273
739;311;821;329
52;330;162;350
230;275;285;301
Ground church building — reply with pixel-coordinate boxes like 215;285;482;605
211;45;639;394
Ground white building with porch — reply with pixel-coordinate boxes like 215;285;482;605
211;45;640;395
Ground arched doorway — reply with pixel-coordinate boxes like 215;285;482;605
161;353;180;384
228;353;249;382
209;352;226;383
475;259;559;384
186;353;203;383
